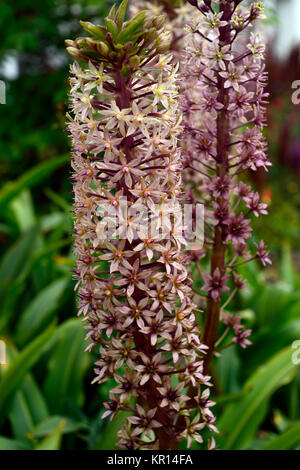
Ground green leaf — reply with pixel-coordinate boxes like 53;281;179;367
0;226;39;289
7;351;49;441
44;187;71;212
91;412;129;450
0;324;55;424
215;345;241;394
0;436;32;450
263;422;300;450
43;319;89;414
28;238;73;274
214;390;250;408
21;375;49;425
246;280;297;332
107;4;116;19
9;392;35;441
31;415;88;438
217;347;300;449
34;419;66;450
9;189;36;232
40;212;69;233
245;318;300;376
0;154;69;211
0;226;39;332
280;242;294;287
16;277;69;346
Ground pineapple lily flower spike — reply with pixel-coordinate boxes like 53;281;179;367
66;0;216;450
180;0;271;371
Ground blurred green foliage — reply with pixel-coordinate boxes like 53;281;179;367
0;0;112;180
0;0;300;451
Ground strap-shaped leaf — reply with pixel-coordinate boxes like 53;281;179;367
0;325;55;425
0;436;32;450
34;419;66;450
217;347;300;449
263;422;300;450
15;277;69;346
0;154;69;211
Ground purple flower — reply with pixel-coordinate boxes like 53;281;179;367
179;0;270;376
209;175;231;199
234;182;252;199
233;272;246;290
232;327;252;349
222;313;241;329
202;268;230;301
245;192;268;217
226;213;252;247
255;240;272;266
212;200;230;226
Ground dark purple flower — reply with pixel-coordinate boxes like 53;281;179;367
222;312;241;329
232;327;252;349
212;200;230;226
202;268;230;301
233;272;246;290
226;213;252;247
244;193;268;217
209;175;231;199
254;240;272;266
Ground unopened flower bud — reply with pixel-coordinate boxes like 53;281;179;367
97;41;110;56
153;15;165;30
129;55;140;70
66;47;81;60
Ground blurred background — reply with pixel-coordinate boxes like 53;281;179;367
0;0;300;451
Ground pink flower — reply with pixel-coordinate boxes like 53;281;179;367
244;192;268;217
219;62;245;92
233;272;246;290
202;268;230;301
232;327;252;349
226;213;252;247
209;175;231;199
180;0;270;386
255;240;272;266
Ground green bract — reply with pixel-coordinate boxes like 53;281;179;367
66;0;170;70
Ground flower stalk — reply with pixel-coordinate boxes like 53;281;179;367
201;1;232;371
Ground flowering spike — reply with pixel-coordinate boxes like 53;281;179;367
181;0;271;370
66;3;214;450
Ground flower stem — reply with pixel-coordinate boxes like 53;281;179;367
202;2;232;373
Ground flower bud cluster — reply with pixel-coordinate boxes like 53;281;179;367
129;0;201;56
